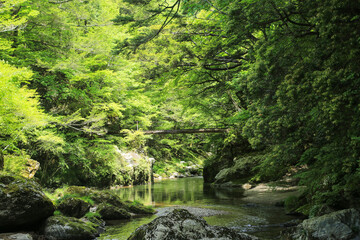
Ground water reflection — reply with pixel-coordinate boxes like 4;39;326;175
102;177;298;240
112;177;246;207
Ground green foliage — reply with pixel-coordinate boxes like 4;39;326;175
3;151;30;175
0;61;47;147
53;210;62;216
1;0;359;215
85;211;101;219
119;0;360;213
284;195;307;215
121;130;151;151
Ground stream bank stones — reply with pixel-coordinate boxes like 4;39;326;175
128;209;258;240
0;174;55;230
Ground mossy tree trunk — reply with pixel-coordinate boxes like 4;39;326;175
0;151;4;171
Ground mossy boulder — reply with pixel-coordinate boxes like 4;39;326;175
127;201;156;215
63;186;126;207
64;186;91;196
213;154;262;185
42;215;98;240
203;156;232;183
62;187;155;216
91;191;128;209
0;174;55;230
128;209;258;240
85;213;106;234
57;197;91;218
98;203;131;220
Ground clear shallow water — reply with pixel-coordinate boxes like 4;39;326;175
99;177;298;240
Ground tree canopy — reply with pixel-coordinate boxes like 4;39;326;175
1;0;359;215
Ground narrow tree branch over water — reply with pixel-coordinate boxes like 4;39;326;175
142;128;229;135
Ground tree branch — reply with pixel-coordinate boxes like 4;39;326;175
203;63;242;71
49;0;73;3
204;0;229;16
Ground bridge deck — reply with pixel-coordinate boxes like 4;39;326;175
142;128;228;135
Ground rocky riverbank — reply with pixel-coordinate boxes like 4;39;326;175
0;174;155;240
2;173;360;240
129;209;258;240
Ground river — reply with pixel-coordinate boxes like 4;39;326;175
99;177;299;240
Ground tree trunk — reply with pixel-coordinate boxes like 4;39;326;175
0;151;4;171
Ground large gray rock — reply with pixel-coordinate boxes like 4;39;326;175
0;175;55;230
0;233;33;240
291;208;360;240
42;216;98;240
128;209;258;240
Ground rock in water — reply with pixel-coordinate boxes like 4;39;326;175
291;208;360;240
128;209;258;240
0;175;55;231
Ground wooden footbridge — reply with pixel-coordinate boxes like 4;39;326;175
142;128;229;135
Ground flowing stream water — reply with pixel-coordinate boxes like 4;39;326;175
99;177;299;240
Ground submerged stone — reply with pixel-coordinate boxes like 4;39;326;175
128;209;258;240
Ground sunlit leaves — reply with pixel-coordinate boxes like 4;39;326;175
0;61;46;148
0;0;39;33
36;130;65;155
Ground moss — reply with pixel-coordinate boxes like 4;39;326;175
91;191;128;209
0;175;17;185
46;215;98;236
0;174;55;229
56;197;91;218
85;211;101;219
65;186;90;196
127;201;155;214
3;183;20;194
128;228;146;240
85;212;103;225
56;193;94;206
54;210;62;216
98;203;131;220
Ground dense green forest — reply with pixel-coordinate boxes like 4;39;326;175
1;0;359;216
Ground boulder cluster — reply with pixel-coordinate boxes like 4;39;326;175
0;175;155;240
283;208;360;240
2;174;360;240
129;209;258;240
